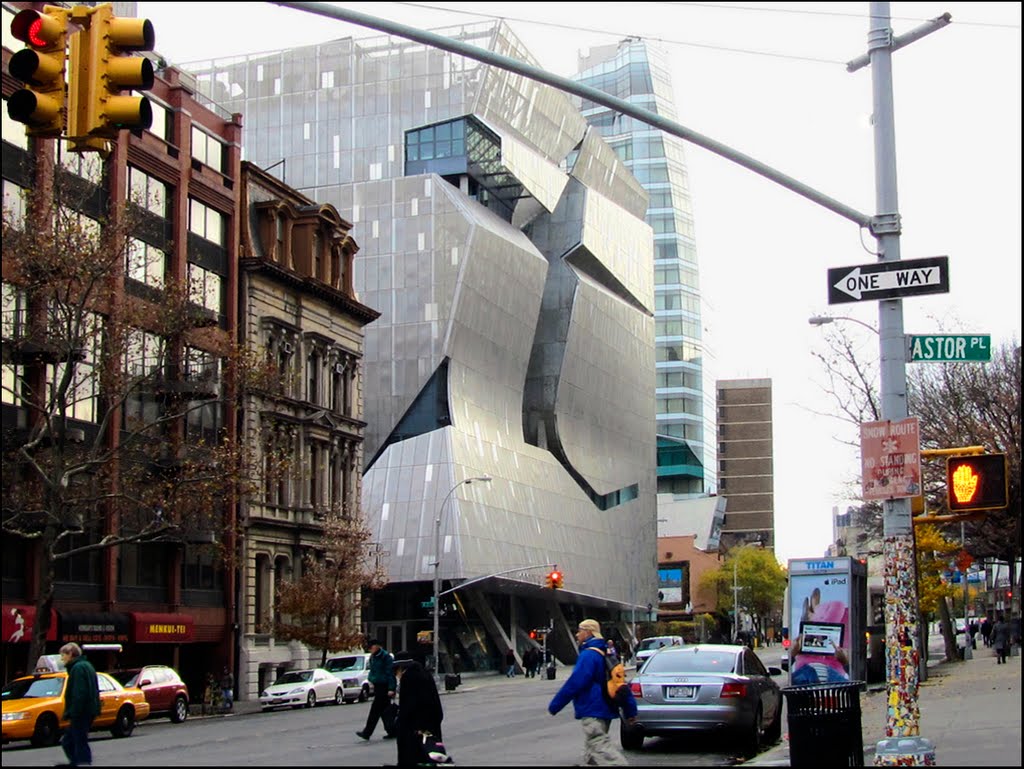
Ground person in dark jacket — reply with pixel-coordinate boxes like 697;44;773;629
60;642;100;767
548;619;637;766
992;613;1012;664
393;651;444;766
356;639;398;740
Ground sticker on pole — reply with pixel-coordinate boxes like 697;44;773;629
860;417;922;500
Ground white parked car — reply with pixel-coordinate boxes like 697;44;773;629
634;635;685;667
259;668;344;711
324;653;374;703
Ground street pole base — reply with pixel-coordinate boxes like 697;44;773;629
873;736;936;766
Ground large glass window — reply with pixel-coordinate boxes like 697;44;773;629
127;166;168;217
3;179;27;228
126;238;166;288
48;313;101;424
189;198;226;245
188;262;223;315
1;282;27;406
191;126;224;172
118;543;169;587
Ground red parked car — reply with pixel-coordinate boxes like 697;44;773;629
110;665;190;723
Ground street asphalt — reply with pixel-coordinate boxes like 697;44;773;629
206;645;1021;766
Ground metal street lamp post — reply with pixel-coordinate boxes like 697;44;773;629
433;474;491;681
808;314;879;336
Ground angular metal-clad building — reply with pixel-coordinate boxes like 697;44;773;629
189;21;657;669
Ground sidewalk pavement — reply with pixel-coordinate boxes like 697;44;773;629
747;647;1021;766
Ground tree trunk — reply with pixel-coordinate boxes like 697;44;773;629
29;527;58;667
937;596;957;662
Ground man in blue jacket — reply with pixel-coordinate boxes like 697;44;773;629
548;619;637;766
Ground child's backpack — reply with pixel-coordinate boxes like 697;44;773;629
587;647;630;709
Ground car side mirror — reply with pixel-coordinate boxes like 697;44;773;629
140;679;152;687
767;667;783;677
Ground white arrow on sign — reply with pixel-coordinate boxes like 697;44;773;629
833;265;943;300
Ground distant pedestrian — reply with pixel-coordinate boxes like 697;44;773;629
220;666;234;712
606;639;619;664
969;620;979;650
980;617;992;647
60;642;100;767
505;648;517;677
991;613;1011;664
523;647;538;678
357;638;397;740
548;618;637;766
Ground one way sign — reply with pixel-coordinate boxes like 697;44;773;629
828;256;949;304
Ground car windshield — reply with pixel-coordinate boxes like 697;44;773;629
276;671;312;685
325;657;359;672
1;677;64;700
111;670;141;687
643;650;737;675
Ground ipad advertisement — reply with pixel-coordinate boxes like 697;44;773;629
787;558;866;685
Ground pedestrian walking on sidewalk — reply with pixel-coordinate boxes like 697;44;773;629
60;642;100;767
980;616;992;647
992;613;1011;664
505;648;517;677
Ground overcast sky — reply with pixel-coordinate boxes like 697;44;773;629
138;2;1022;565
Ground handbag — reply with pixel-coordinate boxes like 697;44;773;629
418;730;454;765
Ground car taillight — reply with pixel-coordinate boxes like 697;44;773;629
720;682;746;698
630;681;643;698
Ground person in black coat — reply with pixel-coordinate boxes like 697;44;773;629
393;651;444;766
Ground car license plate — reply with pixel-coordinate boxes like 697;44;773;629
666;685;695;699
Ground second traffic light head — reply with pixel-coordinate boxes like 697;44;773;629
946;453;1008;512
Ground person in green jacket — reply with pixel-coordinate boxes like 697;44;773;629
59;642;101;767
356;639;397;740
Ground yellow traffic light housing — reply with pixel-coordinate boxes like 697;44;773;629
8;6;70;136
68;4;155;143
548;569;563;590
946;453;1008;512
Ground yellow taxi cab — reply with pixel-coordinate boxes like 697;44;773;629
2;669;150;747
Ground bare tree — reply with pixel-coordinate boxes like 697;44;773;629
274;512;386;666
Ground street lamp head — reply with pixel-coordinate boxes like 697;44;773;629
808;315;835;326
467;474;492;484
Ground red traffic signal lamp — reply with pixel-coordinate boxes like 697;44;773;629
529;630;537;640
546;569;563;590
946;453;1008;512
8;6;70;136
68;4;155;142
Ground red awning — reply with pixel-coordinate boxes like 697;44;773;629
131;612;195;643
2;604;58;643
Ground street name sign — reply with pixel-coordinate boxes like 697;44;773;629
828;256;949;304
906;334;991;362
860;417;922;501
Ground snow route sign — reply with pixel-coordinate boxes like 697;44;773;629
860;417;922;501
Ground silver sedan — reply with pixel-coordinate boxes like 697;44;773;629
621;644;784;758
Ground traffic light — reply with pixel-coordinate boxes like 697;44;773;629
529;630;537;640
546;569;563;590
68;4;155;141
8;6;70;136
946;453;1008;512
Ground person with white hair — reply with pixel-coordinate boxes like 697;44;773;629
548;619;637;766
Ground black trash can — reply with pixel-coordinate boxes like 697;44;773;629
546;664;556;680
782;681;864;767
444;674;460;691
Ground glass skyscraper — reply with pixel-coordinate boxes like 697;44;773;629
574;40;716;497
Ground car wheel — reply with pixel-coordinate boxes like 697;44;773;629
620;720;644;751
306;690;317;708
740;706;762;758
170;695;189;723
764;705;782;744
334;688;344;706
31;713;60;748
111;706;136;738
359;684;369;703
